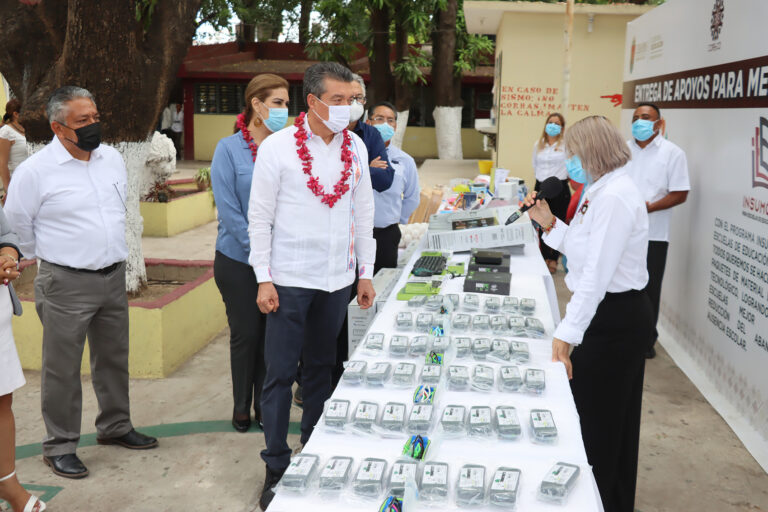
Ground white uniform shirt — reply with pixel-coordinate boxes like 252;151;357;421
532;140;568;182
627;136;690;242
0;124;29;172
4;137;128;270
248;116;376;292
543;166;649;345
171;110;183;133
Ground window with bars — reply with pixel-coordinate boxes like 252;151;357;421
194;83;246;114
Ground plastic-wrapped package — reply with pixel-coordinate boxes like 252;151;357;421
425;294;444;312
524;368;546;393
499;366;523;392
471;365;495;392
409;335;428;357
508;316;527;336
365;362;392;387
510;341;530;363
421;364;442;384
318;456;354;492
489;338;511;362
416;312;434;332
389;335;410;357
352;401;379;433
430;336;451;354
395;311;414;332
440;404;467;435
364;333;385;353
323;399;351;429
454;337;471;359
495;406;522;440
352;458;388;498
472;314;491;333
401;434;431;461
407;404;434;434
525;317;546;337
456;464;487;506
452;313;471;333
392;362;417;387
447;294;460;309
387;461;419;498
463;294;480;312
490;315;509;334
471;338;491;360
502;296;520;314
412;385;436;404
447;365;470;390
530;409;558;443
419;462;451;502
378;402;407;433
484;296;501;314
278;453;320;493
407;294;427;308
520;298;536;315
468;406;493;437
341;361;367;385
489;467;521;507
538;462;580;505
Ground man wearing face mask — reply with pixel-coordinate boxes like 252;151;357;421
348;74;394;192
366;101;420;272
626;103;690;359
248;63;376;510
5;86;158;480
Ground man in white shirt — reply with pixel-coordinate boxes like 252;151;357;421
627;103;690;358
248;63;376;510
5;86;158;480
170;103;183;160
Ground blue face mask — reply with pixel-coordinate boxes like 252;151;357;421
566;155;590;184
262;108;289;133
632;119;656;142
373;122;395;143
545;123;562;137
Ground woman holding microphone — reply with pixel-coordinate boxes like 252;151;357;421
524;116;653;512
532;113;571;273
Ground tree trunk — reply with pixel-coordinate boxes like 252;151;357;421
431;0;463;159
0;0;202;292
368;3;394;105
392;18;413;149
298;0;312;45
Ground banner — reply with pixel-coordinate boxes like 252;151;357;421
622;0;768;471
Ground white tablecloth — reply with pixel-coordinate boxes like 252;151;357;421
270;241;603;512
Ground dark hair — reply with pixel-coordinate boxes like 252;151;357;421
240;73;289;130
636;102;661;119
368;101;397;118
303;62;354;102
3;98;21;124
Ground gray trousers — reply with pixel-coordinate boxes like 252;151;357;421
34;261;133;456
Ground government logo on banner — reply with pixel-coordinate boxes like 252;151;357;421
752;117;768;190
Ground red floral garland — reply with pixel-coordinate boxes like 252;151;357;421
293;112;353;208
236;112;258;162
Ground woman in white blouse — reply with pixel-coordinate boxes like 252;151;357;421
524;116;653;512
0;100;29;201
531;113;571;273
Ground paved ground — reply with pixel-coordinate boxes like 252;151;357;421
4;160;767;511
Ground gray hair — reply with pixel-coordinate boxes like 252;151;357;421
303;62;354;100
46;86;96;124
564;116;631;180
351;73;366;97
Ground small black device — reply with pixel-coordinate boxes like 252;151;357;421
468;249;510;273
474;250;503;265
411;254;447;277
463;271;512;295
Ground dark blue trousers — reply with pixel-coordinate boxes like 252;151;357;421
260;284;352;470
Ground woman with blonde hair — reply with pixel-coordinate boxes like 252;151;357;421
531;113;571;273
211;74;289;433
523;115;653;512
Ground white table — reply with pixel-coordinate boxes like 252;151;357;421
270;241;603;512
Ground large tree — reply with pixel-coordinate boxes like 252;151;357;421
0;0;203;292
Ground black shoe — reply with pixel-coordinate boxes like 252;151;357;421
254;408;264;431
43;453;89;479
645;345;657;359
293;386;303;407
97;429;159;449
259;465;286;510
232;412;251;433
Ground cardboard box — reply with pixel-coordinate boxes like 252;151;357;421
347;268;401;357
426;221;535;252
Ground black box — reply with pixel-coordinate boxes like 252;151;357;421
463;271;511;295
468;249;511;273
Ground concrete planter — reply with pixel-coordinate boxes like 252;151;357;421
141;181;216;237
12;259;226;378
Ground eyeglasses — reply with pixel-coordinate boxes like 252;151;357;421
351;95;367;104
370;115;396;125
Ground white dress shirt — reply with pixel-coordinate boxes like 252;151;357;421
248;116;376;292
0;124;29;172
627;136;690;242
4;137;128;270
532;140;568;182
543;166;649;345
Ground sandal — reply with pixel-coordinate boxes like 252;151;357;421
0;471;47;512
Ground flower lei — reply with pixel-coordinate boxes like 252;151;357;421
236;112;258;162
293;112;353;208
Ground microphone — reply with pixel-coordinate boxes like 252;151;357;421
504;176;563;225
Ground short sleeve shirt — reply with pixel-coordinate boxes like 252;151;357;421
0;124;29;172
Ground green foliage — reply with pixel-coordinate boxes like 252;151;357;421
393;47;431;85
197;0;302;31
453;4;494;77
305;0;371;64
197;0;234;29
135;0;159;31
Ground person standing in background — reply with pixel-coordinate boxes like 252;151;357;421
211;73;289;434
0;99;29;202
532;113;571;274
159;104;172;138
626;103;690;359
170;103;183;160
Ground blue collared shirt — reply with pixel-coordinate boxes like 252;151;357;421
352;121;394;192
374;144;420;228
211;132;255;264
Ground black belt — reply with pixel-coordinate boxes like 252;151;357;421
52;261;122;275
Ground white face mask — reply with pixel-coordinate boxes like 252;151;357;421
312;96;351;133
349;100;365;122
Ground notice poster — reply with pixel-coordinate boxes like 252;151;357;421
622;0;768;470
